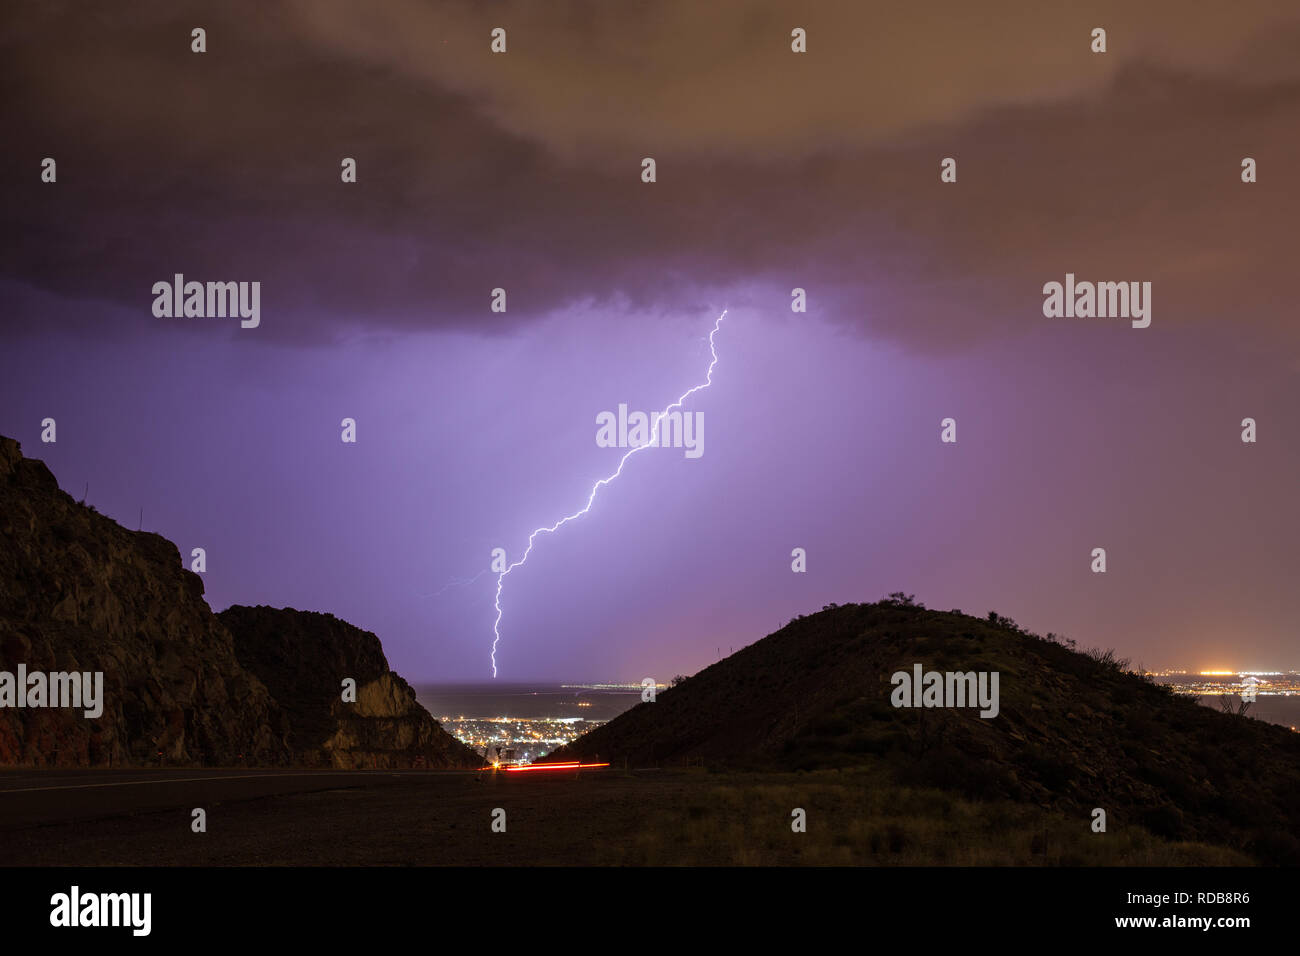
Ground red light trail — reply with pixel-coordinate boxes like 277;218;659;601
484;761;611;773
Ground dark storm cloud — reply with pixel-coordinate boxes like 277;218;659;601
3;0;1299;351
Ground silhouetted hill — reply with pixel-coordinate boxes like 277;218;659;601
219;605;483;769
0;435;480;769
551;599;1300;863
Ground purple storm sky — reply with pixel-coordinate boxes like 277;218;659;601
2;1;1297;680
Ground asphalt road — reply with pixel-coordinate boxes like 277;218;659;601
0;767;487;829
0;764;673;866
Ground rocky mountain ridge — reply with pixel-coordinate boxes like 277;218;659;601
0;435;480;769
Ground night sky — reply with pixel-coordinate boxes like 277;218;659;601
2;1;1297;680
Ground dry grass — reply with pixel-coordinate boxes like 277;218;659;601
596;769;1251;866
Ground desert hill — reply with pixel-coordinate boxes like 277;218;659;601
551;597;1300;863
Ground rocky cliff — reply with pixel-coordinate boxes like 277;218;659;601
0;435;480;769
218;605;483;769
0;435;289;766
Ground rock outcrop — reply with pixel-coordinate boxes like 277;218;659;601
0;435;481;770
0;435;289;766
218;605;483;769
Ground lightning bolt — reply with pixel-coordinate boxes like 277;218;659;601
490;310;728;677
420;569;490;600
